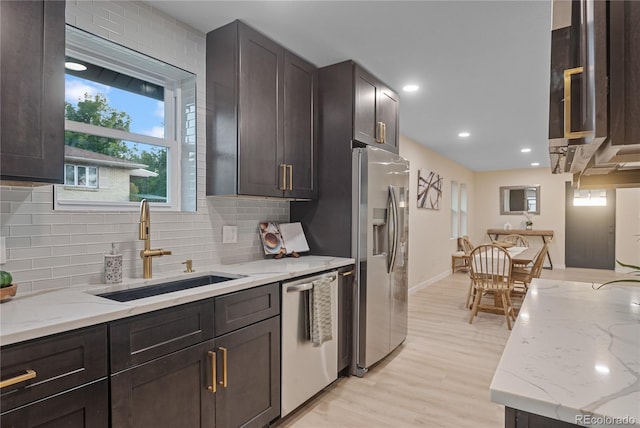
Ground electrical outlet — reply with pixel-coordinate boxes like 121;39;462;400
0;237;6;264
222;226;238;244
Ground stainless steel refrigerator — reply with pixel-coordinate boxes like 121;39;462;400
352;146;409;376
290;145;409;377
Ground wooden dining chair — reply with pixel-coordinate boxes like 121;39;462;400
502;234;529;247
468;244;516;330
512;242;549;293
451;235;474;273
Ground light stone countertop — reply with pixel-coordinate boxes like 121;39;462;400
490;278;640;427
0;256;354;347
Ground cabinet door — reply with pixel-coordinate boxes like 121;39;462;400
284;51;317;199
377;86;399;152
353;66;379;146
0;380;108;428
0;0;64;184
238;24;285;197
110;340;216;428
215;316;280;428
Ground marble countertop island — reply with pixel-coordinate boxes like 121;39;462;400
0;256;354;346
490;278;640;427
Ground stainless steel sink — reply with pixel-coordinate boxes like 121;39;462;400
97;274;241;302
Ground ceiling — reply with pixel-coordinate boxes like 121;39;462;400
147;0;552;172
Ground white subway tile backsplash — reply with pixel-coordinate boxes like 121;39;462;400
10;225;51;237
51;224;88;235
10;246;52;260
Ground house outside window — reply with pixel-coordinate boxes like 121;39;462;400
65;164;98;188
55;25;196;211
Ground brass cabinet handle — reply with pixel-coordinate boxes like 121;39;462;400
0;369;37;389
279;164;287;190
563;67;593;139
376;122;384;144
382;122;387;144
218;347;228;388
287;165;293;191
340;270;354;277
207;351;216;393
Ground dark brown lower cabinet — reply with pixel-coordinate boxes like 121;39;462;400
215;316;280;428
0;379;108;428
111;318;280;428
505;407;581;428
110;340;216;428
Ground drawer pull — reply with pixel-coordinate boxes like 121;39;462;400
0;369;37;389
219;347;228;388
207;351;216;393
340;270;355;277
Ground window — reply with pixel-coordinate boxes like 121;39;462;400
451;180;459;238
65;164;98;188
450;181;468;238
55;26;196;211
460;183;468;236
573;189;607;206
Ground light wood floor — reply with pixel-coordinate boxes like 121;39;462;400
277;268;626;428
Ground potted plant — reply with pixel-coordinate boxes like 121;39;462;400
522;211;533;230
0;270;17;301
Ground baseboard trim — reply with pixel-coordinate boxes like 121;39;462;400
409;270;451;295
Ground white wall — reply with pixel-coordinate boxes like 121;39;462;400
0;1;288;295
399;136;475;290
472;168;570;268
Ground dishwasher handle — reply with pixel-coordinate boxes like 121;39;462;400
286;283;313;293
285;275;337;293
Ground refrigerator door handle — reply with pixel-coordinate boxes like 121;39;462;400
387;185;399;273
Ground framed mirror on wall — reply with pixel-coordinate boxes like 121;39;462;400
500;185;540;214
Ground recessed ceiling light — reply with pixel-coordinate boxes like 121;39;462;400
521;148;532;153
531;162;540;166
65;62;87;71
402;84;420;92
458;132;470;138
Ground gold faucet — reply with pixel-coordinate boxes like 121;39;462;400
139;199;172;279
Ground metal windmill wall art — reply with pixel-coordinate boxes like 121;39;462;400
417;169;443;209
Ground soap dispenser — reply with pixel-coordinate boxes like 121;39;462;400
104;243;123;284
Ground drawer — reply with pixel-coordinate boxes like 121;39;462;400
110;299;215;373
0;379;109;427
215;283;279;336
0;325;107;412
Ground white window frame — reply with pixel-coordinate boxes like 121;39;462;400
64;164;98;188
55;25;191;212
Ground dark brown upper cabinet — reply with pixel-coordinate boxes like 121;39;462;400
354;65;399;153
0;0;65;184
206;20;317;199
548;0;640;187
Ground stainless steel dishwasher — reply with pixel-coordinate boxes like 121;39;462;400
281;270;338;417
